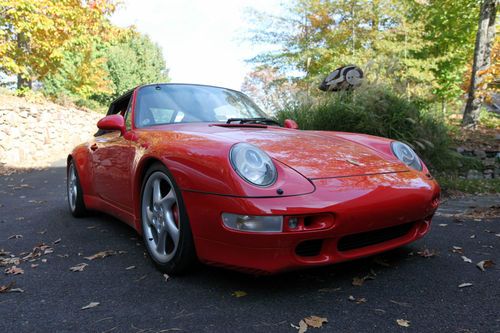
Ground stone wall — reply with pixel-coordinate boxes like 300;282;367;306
0;96;102;169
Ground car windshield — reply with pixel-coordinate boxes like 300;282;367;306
134;84;269;127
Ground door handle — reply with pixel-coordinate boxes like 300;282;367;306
90;143;98;151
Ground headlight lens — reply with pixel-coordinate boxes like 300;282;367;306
230;143;277;186
391;141;423;171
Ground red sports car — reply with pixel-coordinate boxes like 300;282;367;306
67;83;440;275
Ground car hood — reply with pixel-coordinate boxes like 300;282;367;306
206;125;407;179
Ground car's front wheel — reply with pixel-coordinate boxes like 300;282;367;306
67;160;88;217
140;163;197;274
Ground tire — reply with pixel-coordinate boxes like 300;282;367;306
67;160;88;217
140;163;197;274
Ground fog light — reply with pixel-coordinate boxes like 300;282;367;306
222;213;283;232
288;217;298;229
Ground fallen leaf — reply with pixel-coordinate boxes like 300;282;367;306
41;259;47;263
53;238;61;245
9;288;24;293
0;281;15;293
84;250;116;260
125;266;136;270
396;319;410;327
417;248;437;258
470;235;476;239
37;230;47;235
461;256;472;263
476;260;494;272
31;264;38;268
232;290;247;298
8;234;22;239
348;295;367;304
458;283;473;288
495;233;500;237
5;266;24;275
438;224;448;227
298;320;308;333
163;273;169;282
81;302;100;310
69;263;88;272
304;316;328;328
352;277;365;286
451;246;463;254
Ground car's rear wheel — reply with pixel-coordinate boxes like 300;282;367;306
67;160;88;217
141;163;197;274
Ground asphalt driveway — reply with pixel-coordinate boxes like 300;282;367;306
0;167;499;332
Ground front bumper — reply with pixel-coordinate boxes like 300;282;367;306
182;171;440;274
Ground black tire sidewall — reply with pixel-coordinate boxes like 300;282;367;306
68;160;87;218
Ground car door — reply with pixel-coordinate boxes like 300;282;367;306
91;93;135;211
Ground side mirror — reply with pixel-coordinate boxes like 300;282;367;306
97;114;125;135
284;119;299;129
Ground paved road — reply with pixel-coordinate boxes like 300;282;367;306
0;167;499;333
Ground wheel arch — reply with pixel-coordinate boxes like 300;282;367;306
133;156;169;232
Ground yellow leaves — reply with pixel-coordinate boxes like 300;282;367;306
0;0;118;81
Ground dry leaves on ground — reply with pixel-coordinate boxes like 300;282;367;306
348;295;367;304
458;282;473;288
8;234;22;239
84;250;117;260
5;266;24;275
163;274;170;282
231;290;247;298
352;271;376;286
396;319;410;327
476;260;494;271
0;281;15;293
456;205;500;219
417;248;437;258
81;302;100;310
292;316;328;332
461;256;472;263
69;263;88;272
125;266;136;270
451;246;463;254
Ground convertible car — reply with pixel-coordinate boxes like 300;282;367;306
67;83;440;274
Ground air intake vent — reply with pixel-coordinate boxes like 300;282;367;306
295;240;323;257
338;222;414;252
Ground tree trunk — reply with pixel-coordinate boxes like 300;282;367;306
16;32;32;90
17;74;32;90
462;0;497;128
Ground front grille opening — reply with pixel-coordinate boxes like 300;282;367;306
337;222;414;252
295;239;323;257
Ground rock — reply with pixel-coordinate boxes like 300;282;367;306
473;149;487;159
467;169;483;180
456;147;465;154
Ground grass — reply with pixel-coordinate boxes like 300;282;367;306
437;175;500;195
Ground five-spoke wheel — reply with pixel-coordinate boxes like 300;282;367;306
141;163;196;273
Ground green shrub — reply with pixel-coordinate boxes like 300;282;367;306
276;85;457;172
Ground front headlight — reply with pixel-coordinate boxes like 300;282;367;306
391;141;423;171
229;143;277;186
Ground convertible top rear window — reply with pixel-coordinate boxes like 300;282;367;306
134;84;268;128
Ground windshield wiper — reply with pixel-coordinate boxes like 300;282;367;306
226;117;281;126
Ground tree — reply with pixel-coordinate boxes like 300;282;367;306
241;65;299;114
105;30;170;100
462;0;497;127
246;0;436;99
411;0;479;112
0;0;116;89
